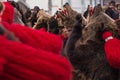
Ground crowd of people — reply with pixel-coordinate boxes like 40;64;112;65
0;0;120;80
105;1;120;20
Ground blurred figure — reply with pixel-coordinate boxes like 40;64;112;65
118;9;120;19
28;6;40;27
7;0;25;25
105;1;119;20
117;4;120;19
61;27;71;48
17;0;31;26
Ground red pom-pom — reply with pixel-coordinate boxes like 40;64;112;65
104;38;120;68
102;31;112;40
103;31;120;68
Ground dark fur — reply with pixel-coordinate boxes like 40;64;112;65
57;3;79;28
116;20;120;28
10;1;31;26
64;5;120;80
83;5;90;18
48;17;59;34
34;16;60;34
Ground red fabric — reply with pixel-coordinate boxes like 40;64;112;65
90;7;93;16
111;6;115;10
2;22;63;54
114;19;120;23
1;2;14;24
102;31;112;40
62;8;68;16
39;28;47;32
54;14;60;19
0;35;73;80
0;57;7;73
118;29;120;37
103;31;120;68
60;34;66;40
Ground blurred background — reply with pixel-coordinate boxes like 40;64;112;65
0;0;120;15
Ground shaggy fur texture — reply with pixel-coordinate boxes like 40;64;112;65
56;3;87;32
33;10;51;29
33;10;60;34
64;5;120;80
63;3;78;28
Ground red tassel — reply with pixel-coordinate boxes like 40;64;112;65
5;63;49;80
103;31;120;68
0;35;72;80
2;22;63;54
0;57;7;74
0;72;19;80
1;2;14;24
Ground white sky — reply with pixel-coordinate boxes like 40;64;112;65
14;0;68;15
27;0;48;10
12;0;70;9
1;0;68;15
1;0;95;15
13;0;48;10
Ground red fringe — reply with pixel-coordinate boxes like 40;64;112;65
0;36;72;80
2;22;63;54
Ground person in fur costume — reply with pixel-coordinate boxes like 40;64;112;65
0;2;63;54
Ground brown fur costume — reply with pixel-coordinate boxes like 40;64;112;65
55;3;87;36
33;9;51;29
64;5;120;80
